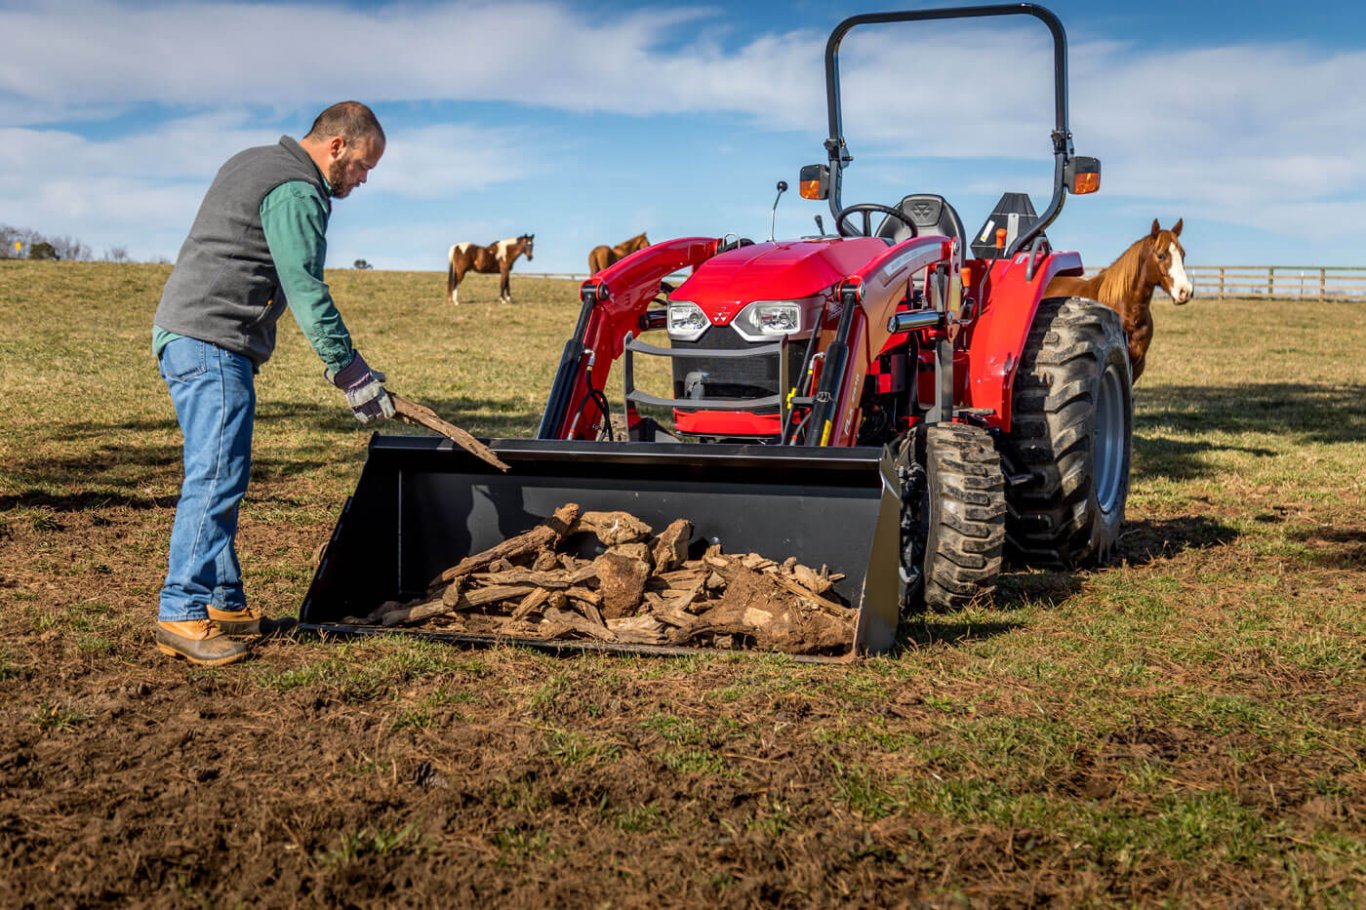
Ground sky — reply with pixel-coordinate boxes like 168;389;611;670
2;0;1365;274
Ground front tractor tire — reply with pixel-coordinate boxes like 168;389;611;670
1006;296;1133;567
898;423;1006;613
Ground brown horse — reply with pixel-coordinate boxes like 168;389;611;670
587;232;649;274
1046;218;1192;383
446;234;534;304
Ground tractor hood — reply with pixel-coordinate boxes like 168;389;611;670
675;238;890;315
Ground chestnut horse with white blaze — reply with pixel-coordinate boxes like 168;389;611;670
1046;218;1192;382
446;234;534;304
588;232;649;275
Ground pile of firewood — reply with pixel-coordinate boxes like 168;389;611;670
341;503;856;656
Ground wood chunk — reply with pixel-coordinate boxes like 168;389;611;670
381;600;449;627
651;519;692;572
657;568;706;588
546;591;569;613
606;614;667;645
564;586;602;606
781;556;799;574
362;599;408;624
544;607;617;642
488;558;515;573
511;587;551;621
703;554;731;570
471;569;571;589
705;571;726;592
704;543;723;559
430;503;582;586
770;573;849;615
440;576;466;607
575;598;607;628
606;542;652;565
531;549;559;572
575;511;652;546
462;585;536;608
594;552;650;619
792;563;832;596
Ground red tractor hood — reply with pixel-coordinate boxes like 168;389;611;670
674;238;890;322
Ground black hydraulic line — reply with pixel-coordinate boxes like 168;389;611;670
536;284;600;439
781;297;833;444
803;285;860;446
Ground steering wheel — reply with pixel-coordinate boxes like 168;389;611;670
834;203;918;239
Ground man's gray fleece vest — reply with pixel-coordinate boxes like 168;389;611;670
155;136;330;366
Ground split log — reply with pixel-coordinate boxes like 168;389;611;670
606;542;652;565
470;569;572;589
792;563;832;596
576;511;652;546
593;552;651;619
651;519;693;572
511;587;551;621
430;503;581;586
389;393;510;472
381;600;450;627
461;584;536;608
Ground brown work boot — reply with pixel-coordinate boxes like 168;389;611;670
207;605;263;635
155;620;250;666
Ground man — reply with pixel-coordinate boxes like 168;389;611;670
151;101;392;666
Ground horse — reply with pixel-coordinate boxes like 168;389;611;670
446;233;534;304
587;232;649;274
1045;218;1192;383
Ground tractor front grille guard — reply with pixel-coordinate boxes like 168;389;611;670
620;335;792;432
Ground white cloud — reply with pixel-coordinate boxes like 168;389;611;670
3;2;1366;262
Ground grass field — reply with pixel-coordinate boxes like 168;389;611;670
0;260;1362;906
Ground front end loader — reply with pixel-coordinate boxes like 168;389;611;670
301;3;1133;660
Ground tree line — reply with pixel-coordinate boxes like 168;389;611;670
0;224;146;263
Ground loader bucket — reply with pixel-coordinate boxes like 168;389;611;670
300;435;903;660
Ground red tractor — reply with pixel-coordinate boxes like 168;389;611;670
303;3;1132;659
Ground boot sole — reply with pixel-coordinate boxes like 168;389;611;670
155;641;250;667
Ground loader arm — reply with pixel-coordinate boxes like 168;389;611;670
804;236;951;446
538;237;719;440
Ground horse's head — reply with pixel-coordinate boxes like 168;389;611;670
1148;218;1193;305
520;233;534;261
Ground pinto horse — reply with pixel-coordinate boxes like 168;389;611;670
446;234;534;304
1046;218;1193;383
588;232;649;274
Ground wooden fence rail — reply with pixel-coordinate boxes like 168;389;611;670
518;267;1366;302
1185;265;1366;302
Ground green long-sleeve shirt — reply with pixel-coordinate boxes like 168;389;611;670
153;177;356;373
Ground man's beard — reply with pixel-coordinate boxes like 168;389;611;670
328;157;352;198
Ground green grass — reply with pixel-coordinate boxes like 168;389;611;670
1;261;1363;905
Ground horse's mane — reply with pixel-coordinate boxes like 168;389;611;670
1096;235;1153;302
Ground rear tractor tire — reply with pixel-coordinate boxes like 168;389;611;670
1006;296;1133;567
898;422;1006;613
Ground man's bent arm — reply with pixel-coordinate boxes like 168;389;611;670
261;181;356;373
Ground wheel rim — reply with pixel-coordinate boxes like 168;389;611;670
1093;362;1126;514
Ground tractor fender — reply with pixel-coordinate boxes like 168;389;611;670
964;250;1084;430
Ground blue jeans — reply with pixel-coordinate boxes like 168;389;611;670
157;337;255;622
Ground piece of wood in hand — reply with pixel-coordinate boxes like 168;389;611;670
389;392;510;472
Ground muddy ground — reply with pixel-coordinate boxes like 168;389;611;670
1;496;1362;908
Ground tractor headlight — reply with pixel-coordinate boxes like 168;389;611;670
667;301;709;342
732;301;803;341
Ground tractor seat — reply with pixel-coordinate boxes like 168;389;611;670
874;194;967;249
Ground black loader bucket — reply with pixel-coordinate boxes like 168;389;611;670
300;436;903;661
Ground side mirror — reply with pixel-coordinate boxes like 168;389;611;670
799;164;830;200
1065;156;1101;195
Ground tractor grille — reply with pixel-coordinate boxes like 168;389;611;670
671;328;805;403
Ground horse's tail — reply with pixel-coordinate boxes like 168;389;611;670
446;244;457;302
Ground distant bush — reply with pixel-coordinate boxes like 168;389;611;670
0;224;92;261
354;259;374;270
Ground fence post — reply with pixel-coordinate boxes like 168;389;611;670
1219;267;1225;299
1320;268;1326;304
1268;267;1275;298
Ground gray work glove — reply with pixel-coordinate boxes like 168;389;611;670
326;351;395;425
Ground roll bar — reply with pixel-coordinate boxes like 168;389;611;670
823;3;1073;257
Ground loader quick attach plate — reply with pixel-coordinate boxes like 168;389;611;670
300;435;903;661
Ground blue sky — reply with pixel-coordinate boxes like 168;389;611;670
3;0;1365;273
